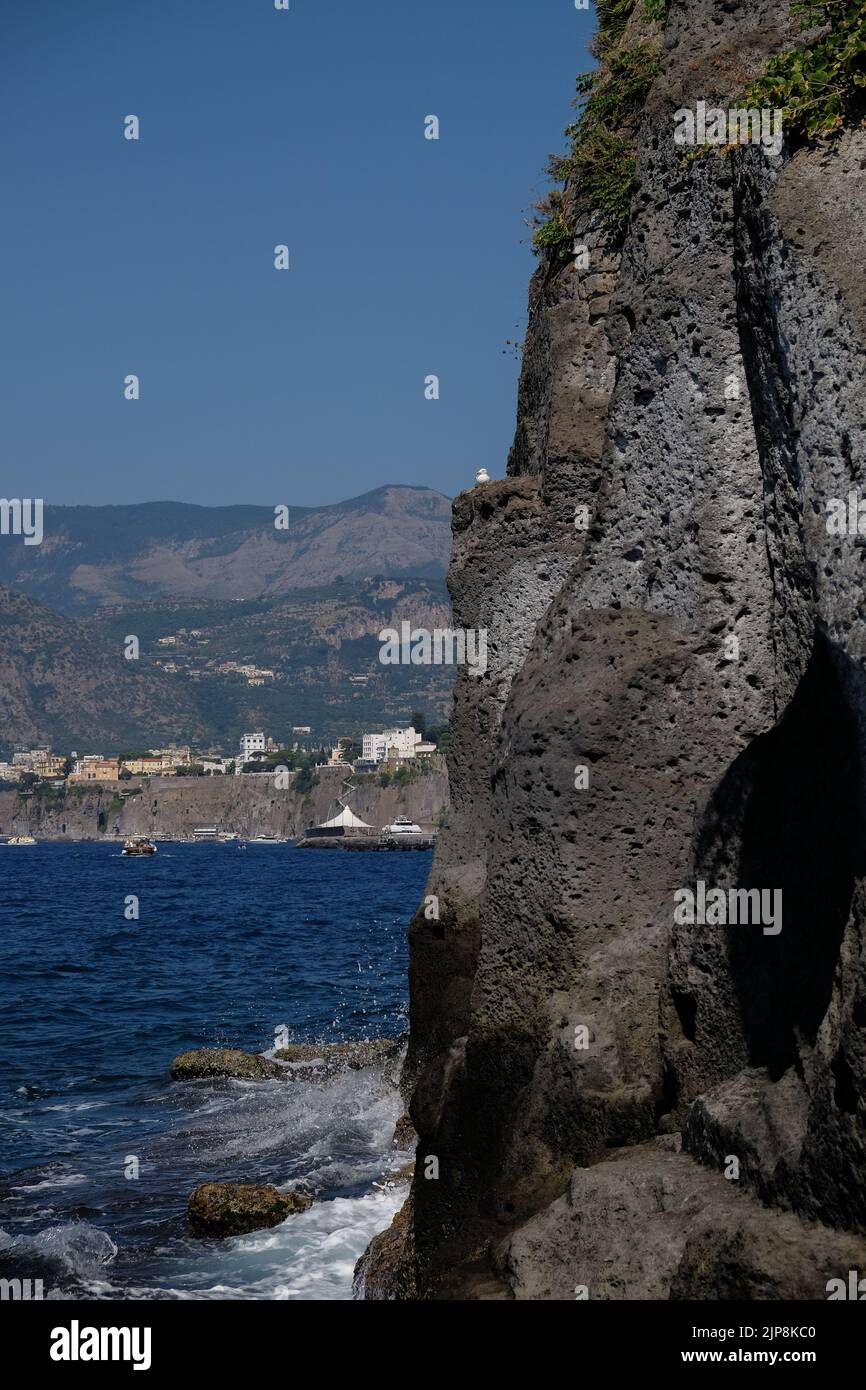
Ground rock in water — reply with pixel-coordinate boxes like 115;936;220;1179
170;1049;284;1081
188;1182;313;1237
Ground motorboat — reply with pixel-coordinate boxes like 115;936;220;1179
382;816;423;835
122;836;157;856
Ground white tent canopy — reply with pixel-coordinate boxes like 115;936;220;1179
316;805;373;831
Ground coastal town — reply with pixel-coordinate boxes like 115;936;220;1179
0;721;448;849
0;723;442;790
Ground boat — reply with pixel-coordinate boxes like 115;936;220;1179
192;826;237;842
248;832;284;844
122;836;157;856
6;835;37;845
382;816;423;835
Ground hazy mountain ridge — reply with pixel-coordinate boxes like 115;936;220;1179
0;485;452;613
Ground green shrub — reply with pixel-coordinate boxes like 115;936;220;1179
534;7;661;252
743;1;866;138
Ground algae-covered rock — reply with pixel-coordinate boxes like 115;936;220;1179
188;1181;313;1237
170;1048;284;1081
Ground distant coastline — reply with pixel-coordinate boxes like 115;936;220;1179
0;762;447;843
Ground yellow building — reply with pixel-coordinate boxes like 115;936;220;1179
68;757;121;785
120;755;176;776
32;754;67;778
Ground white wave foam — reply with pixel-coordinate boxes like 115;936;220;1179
0;1222;117;1278
139;1188;404;1301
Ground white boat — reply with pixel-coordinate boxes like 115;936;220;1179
382;816;423;835
6;835;37;845
248;832;284;844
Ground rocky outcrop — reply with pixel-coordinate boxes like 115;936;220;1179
172;1036;405;1083
360;0;866;1299
188;1182;313;1237
497;1139;866;1301
354;1197;417;1300
171;1049;285;1082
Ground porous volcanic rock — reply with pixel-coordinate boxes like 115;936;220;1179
358;0;866;1301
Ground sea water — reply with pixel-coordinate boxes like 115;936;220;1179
0;841;429;1299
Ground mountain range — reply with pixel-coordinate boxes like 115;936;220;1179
0;485;451;614
0;486;455;753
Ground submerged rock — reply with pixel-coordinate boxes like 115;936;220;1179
188;1181;313;1237
170;1048;284;1081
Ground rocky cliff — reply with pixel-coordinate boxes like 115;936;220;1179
358;0;866;1299
0;764;446;841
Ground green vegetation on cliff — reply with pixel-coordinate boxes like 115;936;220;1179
744;1;866;138
534;0;664;253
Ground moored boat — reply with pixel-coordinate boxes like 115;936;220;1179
382;816;423;835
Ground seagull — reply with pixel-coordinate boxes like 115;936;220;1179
475;468;490;485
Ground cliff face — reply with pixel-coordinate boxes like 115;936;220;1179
0;765;446;841
359;0;866;1298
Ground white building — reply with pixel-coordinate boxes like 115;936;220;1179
237;731;267;772
199;756;233;775
362;727;421;763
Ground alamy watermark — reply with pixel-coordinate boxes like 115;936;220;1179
378;621;488;674
673;880;782;936
0;1276;44;1300
0;498;43;545
826;490;866;536
674;101;784;157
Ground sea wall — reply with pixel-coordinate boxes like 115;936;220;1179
0;763;447;842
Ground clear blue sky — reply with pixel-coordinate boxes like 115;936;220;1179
1;0;595;507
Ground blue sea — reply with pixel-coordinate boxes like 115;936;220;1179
0;841;429;1300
